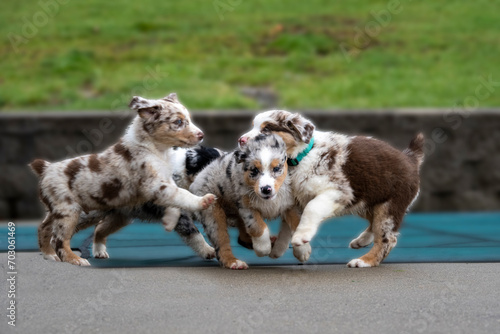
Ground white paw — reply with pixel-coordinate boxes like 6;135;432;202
68;257;91;266
200;194;216;210
347;258;372;268
200;245;216;260
293;243;312;262
349;232;374;249
291;228;315;247
252;228;272;257
43;254;61;262
228;260;249;270
93;243;109;259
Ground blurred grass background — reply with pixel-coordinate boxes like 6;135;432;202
1;0;499;111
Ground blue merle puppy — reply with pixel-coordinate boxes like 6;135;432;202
189;134;302;269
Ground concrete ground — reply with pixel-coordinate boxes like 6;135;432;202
0;252;499;334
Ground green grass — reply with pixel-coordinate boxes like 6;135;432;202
1;0;499;111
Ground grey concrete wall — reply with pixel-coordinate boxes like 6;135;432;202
1;109;499;220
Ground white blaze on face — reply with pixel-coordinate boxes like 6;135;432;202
258;147;275;197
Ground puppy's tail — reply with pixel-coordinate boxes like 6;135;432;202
403;133;425;167
29;159;50;178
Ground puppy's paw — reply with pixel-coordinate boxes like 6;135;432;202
93;243;109;259
252;228;272;257
291;228;315;247
200;194;216;210
43;254;61;262
201;245;216;260
227;259;249;270
269;236;289;259
347;258;372;268
67;257;91;266
349;232;374;249
293;243;312;262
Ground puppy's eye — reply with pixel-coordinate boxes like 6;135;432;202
273;166;281;173
250;167;260;177
174;119;183;126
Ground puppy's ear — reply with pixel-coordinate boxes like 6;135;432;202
235;150;247;164
285;113;315;143
163;93;179;103
129;96;160;119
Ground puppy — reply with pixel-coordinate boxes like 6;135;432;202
190;134;302;269
30;93;215;266
238;110;424;268
75;145;223;260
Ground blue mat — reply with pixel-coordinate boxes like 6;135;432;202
1;212;499;267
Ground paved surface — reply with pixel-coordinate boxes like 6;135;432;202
1;252;499;334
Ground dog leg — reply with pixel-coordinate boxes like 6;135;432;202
150;181;215;214
269;208;298;259
175;211;215;260
349;227;374;249
239;208;271;257
38;214;60;262
204;202;248;269
50;209;90;266
347;202;400;268
93;213;130;259
291;190;344;247
162;207;181;232
236;217;253;250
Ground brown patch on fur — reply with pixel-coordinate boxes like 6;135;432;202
273;161;288;193
212;201;239;268
283;207;301;232
114;141;132;162
39;188;53;212
160;185;166;190
88;154;102;173
38;215;55;254
101;178;122;201
30;159;47;177
64;159;83;189
64;196;73;204
52;212;67;220
236;217;253;249
342;136;420;231
322;149;337;170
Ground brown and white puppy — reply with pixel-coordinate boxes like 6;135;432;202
29;93;215;266
190;134;301;269
73;145;224;261
238;110;424;268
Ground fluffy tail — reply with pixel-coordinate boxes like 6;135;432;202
403;133;425;167
29;159;50;177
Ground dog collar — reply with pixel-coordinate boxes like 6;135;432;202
287;137;314;166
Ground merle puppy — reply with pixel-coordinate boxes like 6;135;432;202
75;145;223;260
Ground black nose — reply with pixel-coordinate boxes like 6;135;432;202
261;186;272;195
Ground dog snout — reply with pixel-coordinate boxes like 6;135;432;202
260;185;272;195
238;136;248;147
196;131;204;141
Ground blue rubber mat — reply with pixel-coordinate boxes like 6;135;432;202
1;212;499;267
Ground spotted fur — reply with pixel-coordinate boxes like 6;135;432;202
190;134;301;269
75;145;224;261
239;110;424;267
29;93;215;266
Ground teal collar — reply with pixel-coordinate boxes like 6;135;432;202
287;137;314;166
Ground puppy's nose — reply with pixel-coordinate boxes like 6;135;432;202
261;186;272;195
197;132;204;141
238;136;248;146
